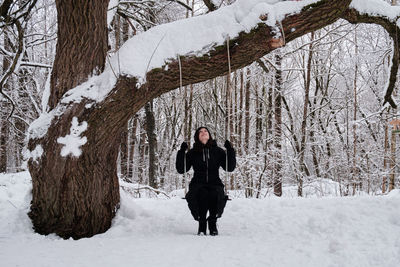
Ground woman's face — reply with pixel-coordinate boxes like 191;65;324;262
198;128;210;144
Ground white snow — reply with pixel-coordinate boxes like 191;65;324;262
1;171;399;267
41;72;51;113
107;0;119;29
351;0;400;26
57;117;88;157
27;110;57;139
25;145;44;162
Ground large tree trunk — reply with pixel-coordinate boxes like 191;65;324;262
27;0;400;238
28;78;142;239
28;0;113;239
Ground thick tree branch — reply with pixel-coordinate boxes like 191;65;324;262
341;8;400;108
142;0;352;100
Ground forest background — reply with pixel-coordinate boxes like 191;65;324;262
1;0;399;201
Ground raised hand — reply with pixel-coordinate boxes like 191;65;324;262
180;142;188;151
224;140;233;150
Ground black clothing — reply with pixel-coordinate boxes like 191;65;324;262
198;219;207;235
180;142;188;151
224;140;233;150
176;140;236;184
176;140;236;221
208;217;218;236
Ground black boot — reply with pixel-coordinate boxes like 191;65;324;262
208;217;218;236
197;220;207;235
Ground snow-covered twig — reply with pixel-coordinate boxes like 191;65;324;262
121;184;171;198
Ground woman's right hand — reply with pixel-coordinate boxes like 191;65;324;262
224;140;233;150
180;142;188;151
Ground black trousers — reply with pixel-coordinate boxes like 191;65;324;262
196;186;218;220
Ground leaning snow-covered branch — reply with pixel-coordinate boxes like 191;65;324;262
61;0;345;105
30;0;357;144
350;0;400;23
121;184;171;198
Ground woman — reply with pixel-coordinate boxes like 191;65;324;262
176;127;236;236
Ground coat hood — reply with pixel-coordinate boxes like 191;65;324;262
193;127;216;151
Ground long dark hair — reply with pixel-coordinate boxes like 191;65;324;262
193;126;215;151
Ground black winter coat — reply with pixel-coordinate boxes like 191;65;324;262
176;141;236;220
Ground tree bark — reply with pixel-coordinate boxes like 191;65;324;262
0;30;11;173
203;0;217;12
274;54;283;197
383;122;389;193
145;101;158;189
244;68;251;152
48;0;109;109
137;119;147;185
244;68;252;197
127;115;138;181
0;114;8;173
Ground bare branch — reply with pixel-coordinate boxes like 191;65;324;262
20;61;52;69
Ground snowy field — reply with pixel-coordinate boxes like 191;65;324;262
1;172;400;267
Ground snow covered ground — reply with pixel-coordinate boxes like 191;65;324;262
1;172;400;267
